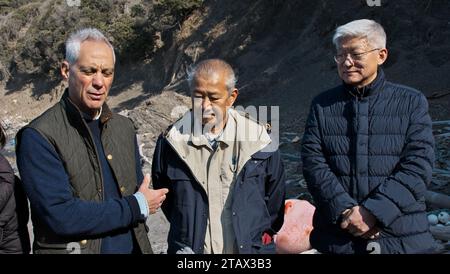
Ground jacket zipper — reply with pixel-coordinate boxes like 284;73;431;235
348;89;359;199
355;96;359;199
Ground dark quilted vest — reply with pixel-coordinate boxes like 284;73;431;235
18;90;152;254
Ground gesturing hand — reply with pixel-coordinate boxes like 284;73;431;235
138;174;169;214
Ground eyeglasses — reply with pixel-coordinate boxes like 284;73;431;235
334;48;380;63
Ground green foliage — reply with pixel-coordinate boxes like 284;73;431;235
0;0;34;15
82;0;117;13
109;15;154;60
131;4;146;17
0;0;205;83
159;0;203;11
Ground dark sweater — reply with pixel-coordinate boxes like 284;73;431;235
86;118;141;254
17;123;144;254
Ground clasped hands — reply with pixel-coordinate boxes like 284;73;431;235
340;206;380;239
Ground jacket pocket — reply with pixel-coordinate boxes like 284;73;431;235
244;161;266;179
167;165;195;181
167;166;199;207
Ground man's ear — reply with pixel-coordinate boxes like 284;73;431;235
61;61;70;80
377;48;388;65
227;88;239;107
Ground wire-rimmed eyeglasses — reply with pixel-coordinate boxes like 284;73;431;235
334;48;380;63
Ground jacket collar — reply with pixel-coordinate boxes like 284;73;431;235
61;88;113;124
166;108;272;179
216;110;236;147
190;133;209;148
343;68;386;99
189;110;235;149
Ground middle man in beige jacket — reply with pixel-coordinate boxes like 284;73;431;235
152;58;286;254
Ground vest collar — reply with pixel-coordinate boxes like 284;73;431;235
165;108;272;181
61;88;113;124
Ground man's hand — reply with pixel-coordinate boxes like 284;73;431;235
138;174;169;214
361;226;380;240
340;206;376;237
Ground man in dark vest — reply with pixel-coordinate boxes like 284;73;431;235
16;28;168;254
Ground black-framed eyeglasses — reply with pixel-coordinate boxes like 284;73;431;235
334;48;380;63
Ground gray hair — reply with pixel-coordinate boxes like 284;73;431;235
332;19;386;49
65;28;116;64
187;59;237;95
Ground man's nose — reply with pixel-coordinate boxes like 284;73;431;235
201;97;211;110
92;72;104;90
343;55;354;67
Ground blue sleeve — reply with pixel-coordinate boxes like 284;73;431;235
17;128;139;237
133;192;149;218
301;104;358;224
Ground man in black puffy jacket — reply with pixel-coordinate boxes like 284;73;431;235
301;19;437;254
0;122;30;254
